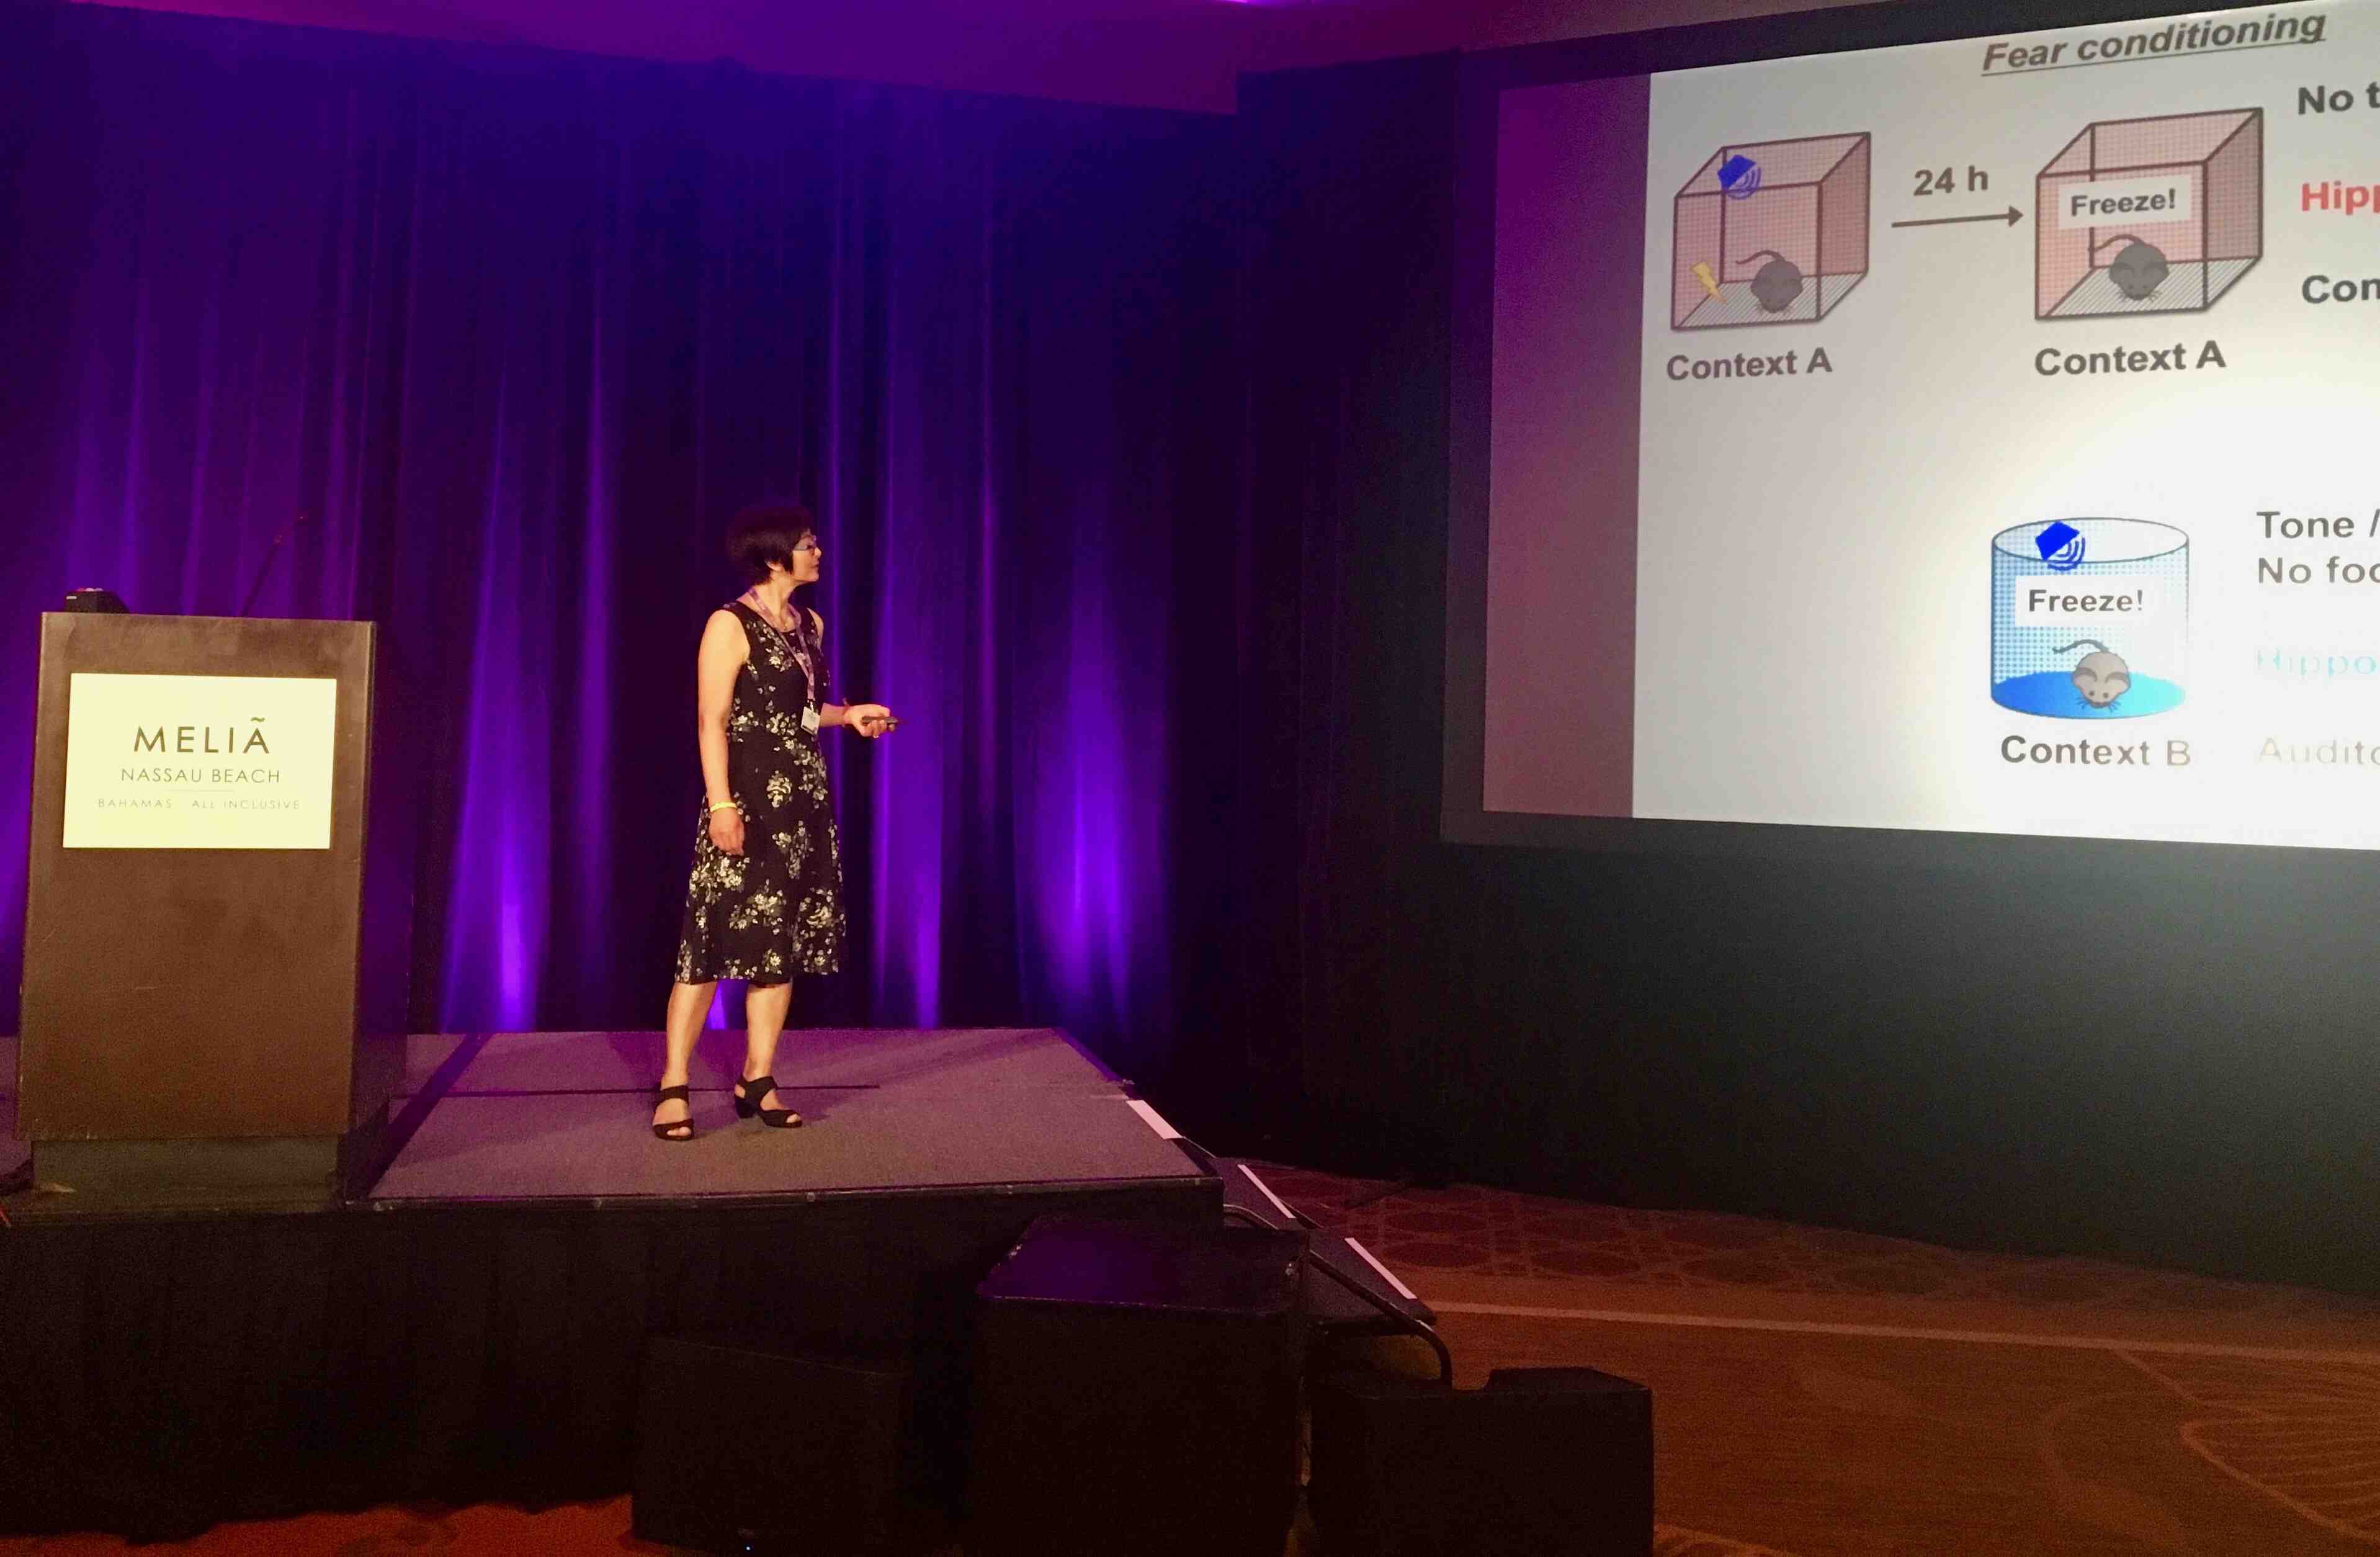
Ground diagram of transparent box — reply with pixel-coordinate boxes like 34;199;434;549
1671;132;1870;330
2036;109;2261;321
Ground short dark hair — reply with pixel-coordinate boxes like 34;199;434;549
725;501;820;584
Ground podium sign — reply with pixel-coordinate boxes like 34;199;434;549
19;613;400;1199
63;673;338;849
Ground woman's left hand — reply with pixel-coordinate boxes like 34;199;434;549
845;703;897;738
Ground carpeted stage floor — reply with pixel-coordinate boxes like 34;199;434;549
373;1028;1186;1203
4;1027;1186;1206
7;1046;2380;1555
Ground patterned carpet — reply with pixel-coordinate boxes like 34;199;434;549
1270;1165;2380;1556
1259;1165;2380;1323
8;1165;2380;1555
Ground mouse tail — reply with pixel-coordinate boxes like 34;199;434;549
2090;233;2145;259
2053;639;2110;656
1735;248;1787;266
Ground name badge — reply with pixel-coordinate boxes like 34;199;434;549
802;706;821;734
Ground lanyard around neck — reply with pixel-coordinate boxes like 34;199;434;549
745;596;818;712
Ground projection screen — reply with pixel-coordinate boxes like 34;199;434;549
1447;0;2380;855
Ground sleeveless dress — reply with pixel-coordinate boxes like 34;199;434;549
674;601;848;986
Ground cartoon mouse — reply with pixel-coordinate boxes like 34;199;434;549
1739;249;1805;314
2056;639;2131;709
2093;233;2169;302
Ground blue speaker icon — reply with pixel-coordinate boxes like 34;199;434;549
2034;520;2087;573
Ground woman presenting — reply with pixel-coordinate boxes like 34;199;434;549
652;503;895;1141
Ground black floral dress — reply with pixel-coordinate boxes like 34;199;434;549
675;601;847;986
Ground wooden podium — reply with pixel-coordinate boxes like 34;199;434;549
17;612;409;1206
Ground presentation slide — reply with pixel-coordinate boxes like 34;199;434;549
1480;1;2380;850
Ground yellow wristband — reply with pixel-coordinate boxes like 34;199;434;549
707;800;738;814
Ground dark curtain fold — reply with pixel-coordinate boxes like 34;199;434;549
0;1;1241;1075
1216;55;1466;1154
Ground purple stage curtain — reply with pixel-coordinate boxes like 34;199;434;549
0;3;1237;1070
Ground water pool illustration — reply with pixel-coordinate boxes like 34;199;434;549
1989;669;2186;718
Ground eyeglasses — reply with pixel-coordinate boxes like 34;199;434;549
792;540;821;554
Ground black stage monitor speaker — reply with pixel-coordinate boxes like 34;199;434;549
966;1216;1309;1557
632;1334;912;1555
1310;1366;1654;1557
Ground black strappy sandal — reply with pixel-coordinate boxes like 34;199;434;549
733;1074;803;1129
651;1083;696;1142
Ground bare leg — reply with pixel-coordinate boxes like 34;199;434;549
741;981;797;1118
655;980;714;1133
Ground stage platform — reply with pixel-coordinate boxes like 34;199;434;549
1;1026;1195;1211
373;1026;1194;1205
0;1028;1227;1540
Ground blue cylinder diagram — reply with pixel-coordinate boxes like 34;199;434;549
1990;519;2188;719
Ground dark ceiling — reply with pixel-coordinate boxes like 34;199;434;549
78;0;1871;110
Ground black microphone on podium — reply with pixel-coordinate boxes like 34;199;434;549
238;511;311;617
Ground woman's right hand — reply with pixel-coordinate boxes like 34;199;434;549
708;805;746;856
